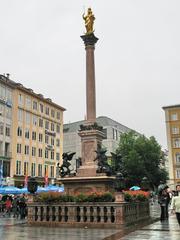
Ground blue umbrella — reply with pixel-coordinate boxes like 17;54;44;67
19;187;29;194
130;186;141;191
1;186;21;195
45;185;64;192
37;186;49;193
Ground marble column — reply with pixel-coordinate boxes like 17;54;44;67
81;33;98;124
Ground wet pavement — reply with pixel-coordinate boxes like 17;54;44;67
0;217;118;240
0;204;179;240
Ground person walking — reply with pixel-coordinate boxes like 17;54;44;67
12;196;19;218
170;194;180;225
158;188;169;221
3;197;12;217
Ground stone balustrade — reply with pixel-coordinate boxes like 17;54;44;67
27;201;150;228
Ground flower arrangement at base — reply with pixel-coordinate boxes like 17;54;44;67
33;191;115;203
123;190;150;202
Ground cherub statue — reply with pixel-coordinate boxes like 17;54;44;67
94;148;112;175
59;152;76;177
82;8;95;34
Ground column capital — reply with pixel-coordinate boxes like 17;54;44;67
81;33;98;47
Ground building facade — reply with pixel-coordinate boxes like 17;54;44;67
63;116;132;170
0;74;65;186
163;104;180;187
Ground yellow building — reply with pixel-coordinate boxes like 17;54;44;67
163;104;180;187
0;74;65;187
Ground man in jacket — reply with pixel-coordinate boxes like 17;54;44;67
170;194;180;225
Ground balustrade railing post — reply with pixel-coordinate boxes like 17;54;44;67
86;206;90;222
55;206;58;222
79;206;84;222
68;205;75;223
43;206;47;222
93;207;97;222
62;207;65;222
36;206;41;221
115;204;124;224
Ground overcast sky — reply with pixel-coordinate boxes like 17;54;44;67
1;1;180;149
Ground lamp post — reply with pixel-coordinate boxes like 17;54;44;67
141;176;149;190
114;172;125;202
27;177;38;194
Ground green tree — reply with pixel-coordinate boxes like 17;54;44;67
115;131;168;189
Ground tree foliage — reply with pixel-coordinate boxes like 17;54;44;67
115;131;168;189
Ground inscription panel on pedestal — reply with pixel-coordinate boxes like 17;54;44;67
83;141;95;164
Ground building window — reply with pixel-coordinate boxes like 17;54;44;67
51;123;54;131
38;148;43;158
33;101;38;110
45;165;48;176
176;153;180;164
56;124;60;133
32;115;38;126
45;135;49;144
25;145;29;155
0;86;5;100
6;89;12;102
32;147;36;157
45;106;49;115
25;129;30;139
50;166;54;178
45;149;49;159
174;138;180;148
38;164;42;177
171;113;178;121
51;109;55;118
25;112;31;124
17;143;21;154
39;118;43;127
32;131;36;141
45;121;49;130
16;161;21;175
31;163;36;177
5;125;10;137
6;107;12;119
56;153;60;161
57;111;60;120
51;151;54;160
0;103;4;116
18;94;24;106
172;127;179;135
18;109;23;122
113;128;118;140
40;103;43;113
39;133;43;142
176;169;180;179
24;162;29;176
0;122;3;135
51;137;54;146
25;97;31;109
17;127;22;137
56;139;60;147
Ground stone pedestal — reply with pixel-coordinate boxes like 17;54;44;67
115;192;125;202
60;176;115;195
77;129;105;177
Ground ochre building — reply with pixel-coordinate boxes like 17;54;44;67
163;104;180;187
0;74;65;187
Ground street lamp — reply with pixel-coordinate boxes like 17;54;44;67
27;177;38;194
114;172;125;192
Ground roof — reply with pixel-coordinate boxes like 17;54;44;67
0;74;66;111
162;104;180;110
63;116;132;133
